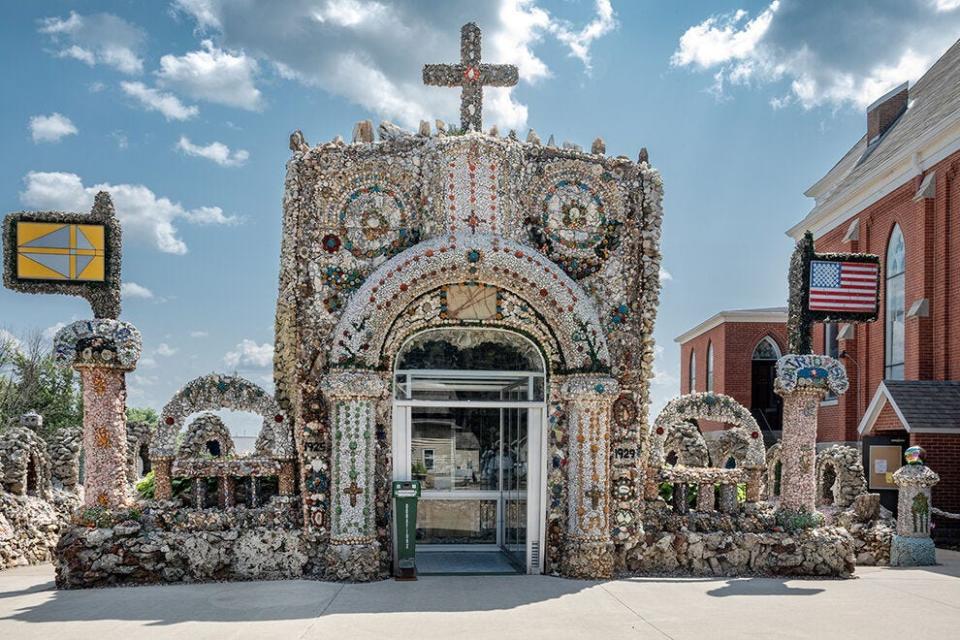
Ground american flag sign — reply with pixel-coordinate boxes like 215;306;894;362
808;260;879;313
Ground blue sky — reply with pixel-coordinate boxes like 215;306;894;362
2;0;958;416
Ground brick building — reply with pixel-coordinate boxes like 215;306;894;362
787;39;960;533
675;308;787;443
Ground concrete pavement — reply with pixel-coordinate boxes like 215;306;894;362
1;552;959;639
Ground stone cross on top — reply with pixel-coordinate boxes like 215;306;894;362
423;22;518;132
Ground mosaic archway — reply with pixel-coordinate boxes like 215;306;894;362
651;392;766;468
152;374;293;460
329;233;611;373
650;420;709;467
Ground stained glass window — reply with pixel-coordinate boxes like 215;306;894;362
885;225;905;380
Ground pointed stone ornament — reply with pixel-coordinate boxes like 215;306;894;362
547;134;556;147
419;120;431;136
488;124;499;137
422;23;519;132
638;147;649;164
591;138;606;155
527;129;540;145
354;120;374;144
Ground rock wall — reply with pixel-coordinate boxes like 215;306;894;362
56;525;319;588
1;491;77;570
623;504;855;577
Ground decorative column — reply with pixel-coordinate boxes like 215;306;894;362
774;354;848;517
219;475;235;508
279;460;296;496
890;447;939;566
321;370;385;581
560;375;619;579
153;458;173;500
53;319;142;508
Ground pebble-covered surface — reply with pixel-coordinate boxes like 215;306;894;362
1;491;78;570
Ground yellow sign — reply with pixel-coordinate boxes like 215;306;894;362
16;222;106;282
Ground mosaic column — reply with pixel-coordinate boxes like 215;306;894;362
560;375;619;579
890;448;939;566
320;370;385;581
53;320;142;508
774;355;848;516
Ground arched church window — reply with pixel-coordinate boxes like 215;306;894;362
885;225;905;380
688;351;697;393
751;337;780;361
706;342;715;392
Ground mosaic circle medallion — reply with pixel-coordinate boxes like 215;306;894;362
337;183;418;261
525;163;624;280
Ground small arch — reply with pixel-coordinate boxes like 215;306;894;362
820;462;838;506
138;444;152;476
26;454;39;495
773;461;783;496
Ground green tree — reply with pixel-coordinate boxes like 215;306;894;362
0;329;82;436
126;406;159;425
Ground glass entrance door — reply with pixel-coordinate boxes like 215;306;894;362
500;404;527;569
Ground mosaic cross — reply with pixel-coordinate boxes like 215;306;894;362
344;481;364;507
586;484;604;510
423;22;518;132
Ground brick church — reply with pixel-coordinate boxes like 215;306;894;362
678;38;960;539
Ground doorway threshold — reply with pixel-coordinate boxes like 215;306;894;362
416;550;522;575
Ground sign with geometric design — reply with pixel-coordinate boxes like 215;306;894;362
3;191;123;319
16;222;106;281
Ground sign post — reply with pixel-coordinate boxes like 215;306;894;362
392;480;421;581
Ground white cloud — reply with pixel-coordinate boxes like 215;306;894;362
659;267;672;283
121;282;154;299
176;136;249;167
29;113;78;143
172;0;618;130
672;0;960;110
647;344;681;419
224;339;274;369
158;40;263;110
155;343;179;357
0;329;24;354
42;322;67;343
38;11;145;74
190;330;209;338
20;171;237;255
121;81;199;121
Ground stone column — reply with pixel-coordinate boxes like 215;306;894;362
890;452;939;566
219;475;235;508
320;370;386;581
193;476;206;508
559;375;619;579
774;355;848;516
279;460;296;496
696;483;715;511
153;458;173;500
53;320;142;508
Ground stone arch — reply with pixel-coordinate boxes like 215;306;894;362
652;421;709;467
126;421;154;482
329;233;610;373
153;374;293;459
0;426;52;499
652;392;766;469
177;413;237;459
815;445;866;508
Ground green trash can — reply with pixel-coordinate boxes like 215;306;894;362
392;480;421;580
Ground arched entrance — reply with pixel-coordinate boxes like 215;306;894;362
391;327;548;574
750;337;783;437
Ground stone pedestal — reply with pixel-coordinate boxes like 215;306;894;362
890;462;939;566
560;375;619;579
53;320;142;508
320;370;386;581
774;354;848;516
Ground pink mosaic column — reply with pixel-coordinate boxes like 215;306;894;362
54;320;142;509
774;355;848;515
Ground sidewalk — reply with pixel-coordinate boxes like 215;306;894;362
2;551;959;639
